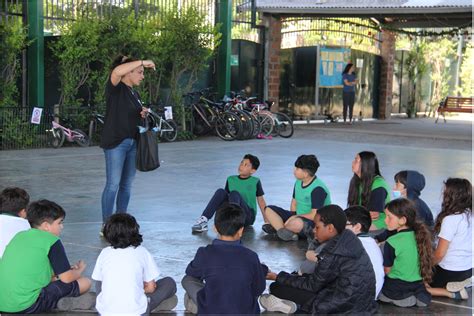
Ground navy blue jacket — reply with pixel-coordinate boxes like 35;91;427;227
185;239;268;315
405;170;434;227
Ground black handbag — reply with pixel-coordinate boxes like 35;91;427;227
136;117;160;172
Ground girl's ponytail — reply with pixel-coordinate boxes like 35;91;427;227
413;220;433;283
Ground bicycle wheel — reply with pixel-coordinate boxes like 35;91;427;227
161;119;178;142
215;112;242;141
233;110;253;140
192;103;213;136
273;112;294;138
73;129;90;147
49;127;65;148
257;111;274;137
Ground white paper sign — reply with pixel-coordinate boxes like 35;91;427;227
31;107;43;124
356;58;364;68
164;106;173;120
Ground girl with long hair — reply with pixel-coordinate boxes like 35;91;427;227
379;198;433;307
342;63;357;124
427;178;472;300
347;151;391;230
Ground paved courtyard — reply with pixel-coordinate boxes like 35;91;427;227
0;117;472;315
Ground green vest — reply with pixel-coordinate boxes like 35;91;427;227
294;177;331;215
386;231;422;282
358;176;391;229
0;229;59;312
227;175;260;216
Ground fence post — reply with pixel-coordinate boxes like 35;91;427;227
26;0;44;108
217;0;232;98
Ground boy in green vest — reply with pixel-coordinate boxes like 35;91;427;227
192;154;267;233
263;154;331;241
0;200;95;313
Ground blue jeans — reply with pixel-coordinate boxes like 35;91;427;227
101;138;137;222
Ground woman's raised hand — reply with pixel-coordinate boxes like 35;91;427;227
142;60;156;71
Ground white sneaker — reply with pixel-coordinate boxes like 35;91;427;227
446;277;472;292
192;216;208;232
259;294;297;314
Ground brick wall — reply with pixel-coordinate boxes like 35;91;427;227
378;30;396;119
267;15;282;111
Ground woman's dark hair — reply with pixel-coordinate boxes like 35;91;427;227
0;187;30;215
110;55;138;72
317;204;347;234
345;205;371;233
347;151;382;208
243;154;260;170
215;203;246;236
342;63;354;75
386;198;433;283
434;178;472;235
27;199;65;228
104;213;143;249
294;154;320;177
394;171;408;188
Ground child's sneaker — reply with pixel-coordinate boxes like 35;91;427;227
192;216;208;233
277;228;299;241
56;292;96;311
184;293;198;314
262;223;276;234
446;277;472;292
152;294;178;311
452;288;469;300
259;294;297;314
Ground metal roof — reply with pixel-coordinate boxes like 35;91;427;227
250;0;473;28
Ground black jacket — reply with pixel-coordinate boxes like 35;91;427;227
276;230;377;314
406;170;434;227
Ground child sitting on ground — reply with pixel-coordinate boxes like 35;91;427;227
0;200;94;313
260;204;377;314
345;206;385;299
183;204;268;314
263;154;331;241
192;154;267;233
426;178;472;300
0;187;30;257
376;170;434;242
379;198;432;307
92;213;177;315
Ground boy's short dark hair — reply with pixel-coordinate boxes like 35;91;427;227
243;154;260;170
215;203;245;236
0;187;30;216
104;213;143;249
394;171;408;188
294;155;320;177
345;206;371;233
27;200;65;228
317;204;346;234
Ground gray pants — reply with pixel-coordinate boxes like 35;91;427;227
96;277;176;315
181;275;204;304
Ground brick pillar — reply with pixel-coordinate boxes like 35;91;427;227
378;30;396;119
266;15;282;111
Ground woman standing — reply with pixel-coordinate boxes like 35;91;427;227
100;55;155;231
347;151;391;230
342;63;357;124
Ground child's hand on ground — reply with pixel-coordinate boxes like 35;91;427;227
266;271;278;280
71;260;86;273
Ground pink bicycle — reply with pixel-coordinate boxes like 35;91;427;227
47;115;90;148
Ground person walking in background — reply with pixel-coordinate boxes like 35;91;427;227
100;55;155;235
342;63;357;124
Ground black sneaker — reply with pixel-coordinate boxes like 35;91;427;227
262;224;276;234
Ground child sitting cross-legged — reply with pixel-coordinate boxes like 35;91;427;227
92;213;177;315
0;200;95;313
260;204;377;314
426;178;472;301
182;203;268;314
379;198;433;307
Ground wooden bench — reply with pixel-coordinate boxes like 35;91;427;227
436;96;473;123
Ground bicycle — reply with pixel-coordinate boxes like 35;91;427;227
87;104;105;144
146;107;178;142
47;114;90;148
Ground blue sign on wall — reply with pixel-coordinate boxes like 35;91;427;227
319;47;351;88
